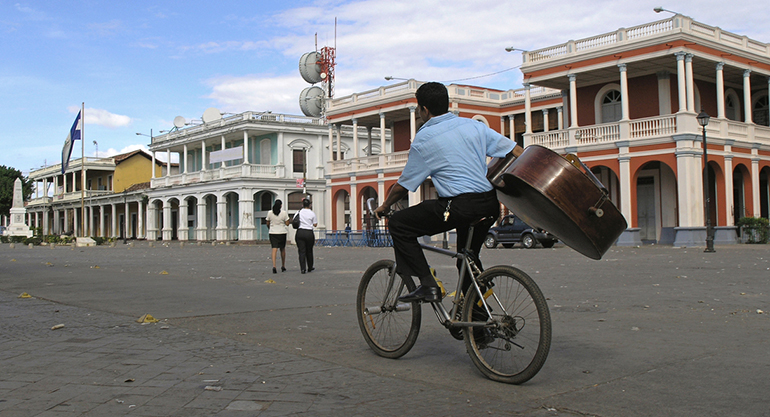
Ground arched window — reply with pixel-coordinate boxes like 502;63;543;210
260;193;273;211
288;191;310;211
601;90;622;123
754;95;769;127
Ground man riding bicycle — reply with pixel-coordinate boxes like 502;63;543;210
374;82;523;303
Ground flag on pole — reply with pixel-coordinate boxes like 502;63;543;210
61;111;82;174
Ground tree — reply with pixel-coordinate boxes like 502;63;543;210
0;166;33;217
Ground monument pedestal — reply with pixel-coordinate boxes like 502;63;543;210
7;207;33;238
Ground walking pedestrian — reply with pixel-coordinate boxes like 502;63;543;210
266;199;290;273
295;198;318;274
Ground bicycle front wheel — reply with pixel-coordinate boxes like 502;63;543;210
462;265;551;384
356;260;421;359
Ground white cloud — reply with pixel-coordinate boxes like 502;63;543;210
69;107;133;128
205;74;308;115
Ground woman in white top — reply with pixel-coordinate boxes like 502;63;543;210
266;199;290;273
295;198;318;274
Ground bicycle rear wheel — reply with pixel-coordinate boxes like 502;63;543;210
356;260;421;359
462;265;551;384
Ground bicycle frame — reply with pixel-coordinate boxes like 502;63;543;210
365;198;500;331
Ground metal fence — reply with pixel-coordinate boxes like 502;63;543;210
316;227;393;247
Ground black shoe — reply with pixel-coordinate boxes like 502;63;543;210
301;270;306;274
272;267;277;274
307;267;314;272
281;266;286;272
398;285;441;303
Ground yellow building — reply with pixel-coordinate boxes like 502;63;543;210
27;149;169;238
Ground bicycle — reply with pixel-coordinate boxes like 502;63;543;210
356;198;552;384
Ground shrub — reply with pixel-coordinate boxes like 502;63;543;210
24;237;42;246
737;217;769;244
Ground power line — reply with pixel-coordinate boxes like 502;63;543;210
440;65;522;84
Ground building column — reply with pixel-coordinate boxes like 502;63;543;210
557;107;564;130
327;125;334;161
243;131;249;164
542;109;550;132
752;150;760;217
42;208;49;236
183;144;188;173
508;115;515;140
350;178;358;229
524;83;532;134
675;52;687;113
111;204;117;238
716;63;725;119
196;200;207;241
201;140;207;171
685;54;695;112
73;207;79;236
137;199;145;239
408;107;416;142
743;70;753;124
352;118;359;158
162;201;173;240
238;192;256;241
568;75;578;127
724;154;734;226
178;199;188;241
124;200;130;238
151;151;156;179
215;199;228;241
619;63;630;120
98;204;104;238
146;204;157;241
380;112;388;151
366;126;373;156
335;124;342;160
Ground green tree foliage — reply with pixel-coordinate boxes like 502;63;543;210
0;165;33;217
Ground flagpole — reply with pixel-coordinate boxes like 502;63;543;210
80;102;85;238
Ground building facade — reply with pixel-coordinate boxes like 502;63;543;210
26;150;164;239
325;14;770;247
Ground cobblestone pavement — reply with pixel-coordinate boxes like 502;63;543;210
1;241;770;416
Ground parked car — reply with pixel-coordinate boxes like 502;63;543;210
484;215;558;249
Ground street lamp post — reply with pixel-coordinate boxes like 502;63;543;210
697;110;715;253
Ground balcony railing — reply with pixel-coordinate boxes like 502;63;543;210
524;15;769;65
26;189;114;207
151;164;280;188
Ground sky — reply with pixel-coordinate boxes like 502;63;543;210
2;0;769;175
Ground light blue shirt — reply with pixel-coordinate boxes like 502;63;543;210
398;112;515;198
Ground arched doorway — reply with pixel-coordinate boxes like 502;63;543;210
733;164;750;224
185;196;197;240
635;161;678;244
334;189;350;230
254;191;275;241
224;192;239;240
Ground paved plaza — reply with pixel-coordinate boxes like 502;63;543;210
1;240;769;416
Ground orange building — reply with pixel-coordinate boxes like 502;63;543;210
325;14;770;247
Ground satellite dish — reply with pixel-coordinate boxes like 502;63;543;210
299;86;325;117
201;107;222;124
299;51;323;84
173;116;186;128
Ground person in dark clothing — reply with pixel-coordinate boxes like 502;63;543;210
294;198;318;274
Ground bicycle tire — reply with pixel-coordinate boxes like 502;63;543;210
356;260;421;359
462;265;551;384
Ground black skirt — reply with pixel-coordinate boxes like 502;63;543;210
269;233;287;249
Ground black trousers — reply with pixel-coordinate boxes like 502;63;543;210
295;229;315;272
388;190;498;288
